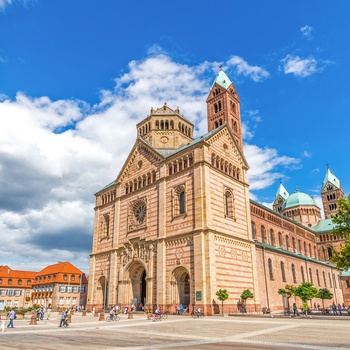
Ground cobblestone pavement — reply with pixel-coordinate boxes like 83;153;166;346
0;312;349;350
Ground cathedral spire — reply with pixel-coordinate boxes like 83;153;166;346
206;69;242;150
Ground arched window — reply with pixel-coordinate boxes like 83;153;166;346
173;185;186;216
285;235;289;251
301;266;305;282
269;229;275;246
298;239;301;253
251;222;255;240
327;247;333;259
304;242;307;256
292;264;297;283
268;259;274;280
328;273;333;288
18;279;22;285
292;237;296;252
224;190;235;218
281;261;286;282
278;232;282;247
316;269;320;286
309;268;313;284
323;271;327;287
8;278;12;285
261;226;266;243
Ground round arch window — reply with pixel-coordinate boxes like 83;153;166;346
134;202;147;224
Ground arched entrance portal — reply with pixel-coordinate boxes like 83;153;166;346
171;267;191;306
129;263;147;307
96;276;108;309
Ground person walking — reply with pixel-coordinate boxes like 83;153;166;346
7;308;16;328
59;310;68;327
337;304;342;316
293;303;299;316
332;302;338;316
47;306;52;320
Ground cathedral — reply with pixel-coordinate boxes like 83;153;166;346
87;69;346;314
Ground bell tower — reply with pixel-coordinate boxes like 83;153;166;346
321;167;344;219
206;67;243;150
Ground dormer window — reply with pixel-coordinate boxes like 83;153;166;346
71;275;75;281
63;274;68;281
18;279;22;285
8;278;12;285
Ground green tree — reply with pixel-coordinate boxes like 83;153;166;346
278;284;296;310
240;289;254;312
317;288;333;309
294;282;318;302
216;289;229;315
331;194;350;269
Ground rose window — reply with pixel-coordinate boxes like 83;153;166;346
134;203;146;224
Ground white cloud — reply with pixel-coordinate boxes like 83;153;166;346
300;25;313;39
302;151;312;158
0;53;296;272
0;0;11;10
280;54;330;77
226;56;270;82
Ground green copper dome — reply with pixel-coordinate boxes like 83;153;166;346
281;191;319;211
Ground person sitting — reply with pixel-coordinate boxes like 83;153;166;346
109;309;115;319
155;308;160;315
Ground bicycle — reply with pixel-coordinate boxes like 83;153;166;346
160;313;168;319
106;314;120;322
194;311;203;318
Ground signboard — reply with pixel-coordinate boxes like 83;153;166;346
196;291;202;301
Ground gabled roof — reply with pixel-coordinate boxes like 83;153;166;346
322;168;341;190
275;182;289;201
36;261;83;276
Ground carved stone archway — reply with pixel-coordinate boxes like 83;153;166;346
170;266;191;307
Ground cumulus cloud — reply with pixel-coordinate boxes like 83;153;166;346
0;52;296;272
300;25;313;39
280;54;331;77
226;56;270;82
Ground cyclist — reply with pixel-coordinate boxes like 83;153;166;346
195;307;201;317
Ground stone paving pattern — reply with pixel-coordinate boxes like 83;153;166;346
0;312;349;350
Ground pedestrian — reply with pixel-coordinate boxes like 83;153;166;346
7;308;16;328
179;303;184;314
47;306;52;320
59;310;68;327
293;303;299;316
175;304;179;315
317;303;320;311
332;302;337;315
337;304;342;316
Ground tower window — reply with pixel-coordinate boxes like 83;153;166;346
224;189;235;219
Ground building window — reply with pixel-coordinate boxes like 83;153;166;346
301;266;305;282
261;226;266;244
346;280;350;288
224;189;235;218
59;297;64;305
292;237;296;252
333;274;337;289
268;259;274;280
18;279;22;285
63;275;68;281
316;270;320;286
323;271;327;287
269;229;275;246
278;232;282;247
309;268;313;284
327;247;333;259
304;242;307;256
66;297;71;305
281;261;286;282
0;278;2;284
71;275;75;281
292;264;297;283
298;239;301;253
328;273;333;288
285;236;289;251
251;222;255;240
8;279;12;285
173;185;186;217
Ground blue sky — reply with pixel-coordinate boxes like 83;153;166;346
1;0;349;273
